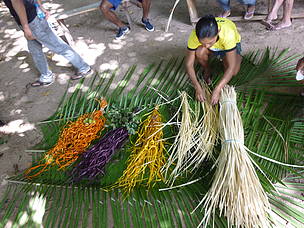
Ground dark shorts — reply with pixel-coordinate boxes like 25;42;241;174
211;43;242;59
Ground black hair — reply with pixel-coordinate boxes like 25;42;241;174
195;15;218;39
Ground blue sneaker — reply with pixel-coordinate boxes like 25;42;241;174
115;26;130;40
142;18;154;32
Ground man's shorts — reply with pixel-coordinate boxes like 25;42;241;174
109;0;123;10
212;43;242;59
108;0;142;10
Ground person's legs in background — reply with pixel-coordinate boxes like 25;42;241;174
100;0;125;28
217;0;231;18
100;0;130;39
141;0;154;31
262;0;284;27
243;0;256;20
27;39;54;84
272;0;294;30
29;17;92;84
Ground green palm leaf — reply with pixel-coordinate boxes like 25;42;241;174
1;48;303;227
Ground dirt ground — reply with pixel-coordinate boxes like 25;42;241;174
0;0;304;200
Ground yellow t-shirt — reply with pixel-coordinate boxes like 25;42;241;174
187;17;241;51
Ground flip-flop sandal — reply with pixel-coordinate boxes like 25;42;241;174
218;11;231;18
31;80;54;87
268;23;292;31
244;11;254;20
261;19;274;28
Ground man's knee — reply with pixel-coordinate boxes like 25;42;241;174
100;1;111;13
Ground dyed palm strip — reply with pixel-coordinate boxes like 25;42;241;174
115;106;166;194
72;127;129;182
25;106;107;179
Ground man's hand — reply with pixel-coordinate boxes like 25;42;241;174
195;85;206;102
211;87;221;105
296;57;304;71
43;10;50;20
41;8;50;19
23;25;35;40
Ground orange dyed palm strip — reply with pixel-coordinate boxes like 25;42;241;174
25;110;106;178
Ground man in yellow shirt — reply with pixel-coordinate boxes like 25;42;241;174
185;15;242;104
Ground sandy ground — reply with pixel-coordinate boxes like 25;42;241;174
0;0;304;200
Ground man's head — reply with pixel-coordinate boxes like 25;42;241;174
196;15;219;48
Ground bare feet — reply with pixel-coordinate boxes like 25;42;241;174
218;10;231;18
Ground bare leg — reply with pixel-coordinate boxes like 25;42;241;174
271;0;294;30
100;0;125;28
196;46;212;84
266;0;284;21
281;0;294;24
223;54;242;76
142;0;151;19
247;5;255;13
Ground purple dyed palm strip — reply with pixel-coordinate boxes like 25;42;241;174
72;127;128;182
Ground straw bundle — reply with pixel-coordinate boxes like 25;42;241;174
186;82;219;172
194;85;271;228
163;91;198;185
115;106;166;194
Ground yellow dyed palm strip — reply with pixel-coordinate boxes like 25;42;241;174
116;107;166;194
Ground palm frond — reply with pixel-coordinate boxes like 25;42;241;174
1;48;304;227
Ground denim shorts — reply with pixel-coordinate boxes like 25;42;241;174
109;0;122;10
109;0;142;10
212;43;242;59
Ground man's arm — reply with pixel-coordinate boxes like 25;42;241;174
11;0;35;40
185;50;205;102
211;49;238;105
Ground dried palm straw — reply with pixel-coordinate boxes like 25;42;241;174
193;86;271;228
115;106;166;194
185;82;219;172
163;91;198;185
